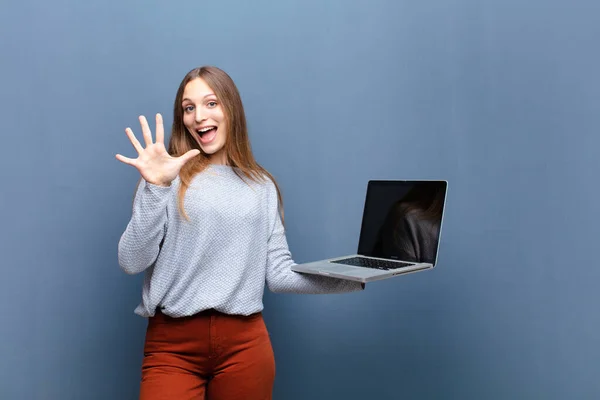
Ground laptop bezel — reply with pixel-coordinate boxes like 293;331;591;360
355;179;448;267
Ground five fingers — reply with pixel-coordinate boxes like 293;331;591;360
118;113;198;167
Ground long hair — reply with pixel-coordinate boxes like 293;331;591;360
167;66;284;221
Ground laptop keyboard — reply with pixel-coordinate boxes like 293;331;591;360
330;257;414;271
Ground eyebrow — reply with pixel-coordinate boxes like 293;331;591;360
182;94;216;103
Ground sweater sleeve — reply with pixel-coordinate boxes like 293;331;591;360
264;184;364;294
117;179;172;275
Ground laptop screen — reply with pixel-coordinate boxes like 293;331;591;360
357;180;447;266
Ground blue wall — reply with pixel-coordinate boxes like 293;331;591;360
1;0;598;399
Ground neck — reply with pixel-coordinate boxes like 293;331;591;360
208;150;228;165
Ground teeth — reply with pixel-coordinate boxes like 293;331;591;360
199;126;214;133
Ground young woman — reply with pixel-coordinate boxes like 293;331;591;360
116;66;364;400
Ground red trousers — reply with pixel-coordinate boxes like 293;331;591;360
139;308;276;400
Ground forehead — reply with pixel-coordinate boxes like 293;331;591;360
182;78;215;101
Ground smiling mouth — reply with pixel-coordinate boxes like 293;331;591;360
197;126;216;137
196;126;218;144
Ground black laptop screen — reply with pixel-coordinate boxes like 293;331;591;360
357;181;447;265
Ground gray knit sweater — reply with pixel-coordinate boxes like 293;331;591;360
118;164;363;318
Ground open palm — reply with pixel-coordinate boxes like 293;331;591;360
116;114;199;186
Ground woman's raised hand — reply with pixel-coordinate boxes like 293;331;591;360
116;114;200;186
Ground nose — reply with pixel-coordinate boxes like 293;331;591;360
195;108;207;123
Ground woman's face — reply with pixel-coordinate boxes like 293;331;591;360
182;78;228;164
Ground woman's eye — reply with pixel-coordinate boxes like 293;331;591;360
184;105;194;112
207;101;217;107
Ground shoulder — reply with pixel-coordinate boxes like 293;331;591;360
226;165;280;199
254;172;280;211
260;173;277;190
257;172;281;204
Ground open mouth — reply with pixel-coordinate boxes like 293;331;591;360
196;126;217;144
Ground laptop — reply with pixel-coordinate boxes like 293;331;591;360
291;180;448;283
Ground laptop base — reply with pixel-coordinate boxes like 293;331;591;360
291;255;433;283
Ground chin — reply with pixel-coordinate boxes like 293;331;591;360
201;145;226;161
200;144;223;155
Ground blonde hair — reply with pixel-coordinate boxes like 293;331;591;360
167;66;284;221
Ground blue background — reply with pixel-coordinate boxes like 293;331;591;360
1;0;599;398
